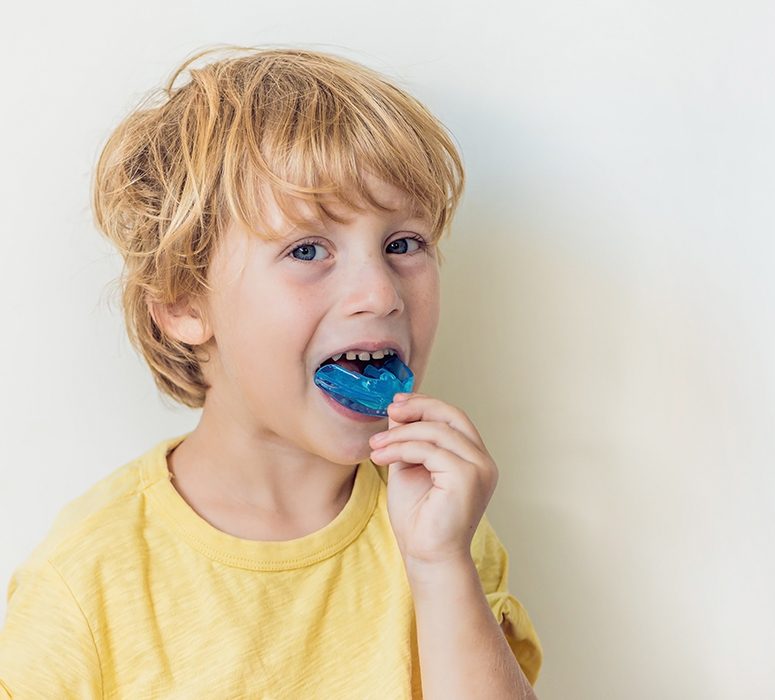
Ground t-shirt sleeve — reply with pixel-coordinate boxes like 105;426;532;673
470;513;544;687
0;559;102;698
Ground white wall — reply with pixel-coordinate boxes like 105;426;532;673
1;2;772;698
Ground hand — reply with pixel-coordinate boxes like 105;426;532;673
368;392;499;574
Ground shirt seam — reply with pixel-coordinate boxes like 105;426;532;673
46;559;104;699
45;475;149;561
142;447;381;570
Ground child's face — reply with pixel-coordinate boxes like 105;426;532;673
197;173;441;464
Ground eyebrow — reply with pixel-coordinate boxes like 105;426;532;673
280;210;429;237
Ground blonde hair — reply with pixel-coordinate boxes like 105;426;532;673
92;44;465;409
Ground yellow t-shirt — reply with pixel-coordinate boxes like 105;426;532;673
0;433;543;698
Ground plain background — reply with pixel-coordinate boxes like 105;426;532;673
1;2;773;698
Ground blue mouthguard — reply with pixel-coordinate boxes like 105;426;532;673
314;353;415;416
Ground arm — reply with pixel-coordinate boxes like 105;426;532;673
407;555;538;700
370;393;541;697
0;559;102;697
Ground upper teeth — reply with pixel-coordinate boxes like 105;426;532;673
330;348;396;362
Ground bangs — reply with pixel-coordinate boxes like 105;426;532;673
216;50;463;242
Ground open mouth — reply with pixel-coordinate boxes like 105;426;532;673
314;351;415;417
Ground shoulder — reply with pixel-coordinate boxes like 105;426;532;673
17;436;179;573
2;444;152;673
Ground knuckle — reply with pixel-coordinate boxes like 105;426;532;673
430;420;448;433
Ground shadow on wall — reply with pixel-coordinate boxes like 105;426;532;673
423;192;648;697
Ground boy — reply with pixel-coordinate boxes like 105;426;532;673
0;45;542;698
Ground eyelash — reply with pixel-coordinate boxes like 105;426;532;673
287;235;428;263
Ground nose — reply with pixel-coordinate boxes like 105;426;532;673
340;251;405;318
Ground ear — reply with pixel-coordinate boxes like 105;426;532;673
147;295;213;346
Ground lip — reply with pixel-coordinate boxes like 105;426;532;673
318;388;385;422
313;339;409;371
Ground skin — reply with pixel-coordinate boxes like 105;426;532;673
151;172;441;538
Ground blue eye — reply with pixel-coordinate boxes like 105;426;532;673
387;238;420;254
289;241;329;262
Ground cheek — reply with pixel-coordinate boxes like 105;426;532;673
407;271;441;369
231;288;321;374
413;268;441;328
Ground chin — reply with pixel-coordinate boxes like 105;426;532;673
319;438;378;466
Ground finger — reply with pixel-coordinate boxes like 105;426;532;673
387;395;486;451
392;392;428;401
369;420;483;465
370;440;476;481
